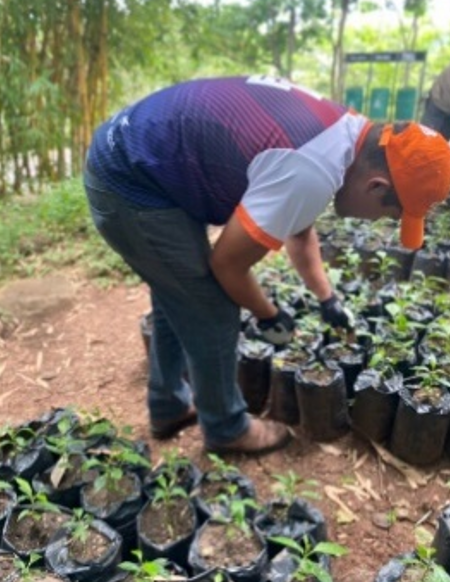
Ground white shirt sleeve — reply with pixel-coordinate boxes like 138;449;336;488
240;113;367;245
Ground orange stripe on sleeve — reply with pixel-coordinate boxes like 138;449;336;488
235;204;283;251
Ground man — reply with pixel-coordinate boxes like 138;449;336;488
421;64;450;140
84;74;450;456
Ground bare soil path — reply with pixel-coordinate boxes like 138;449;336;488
1;270;449;581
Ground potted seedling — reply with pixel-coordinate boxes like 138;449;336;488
144;448;201;498
254;471;325;560
45;507;123;581
2;477;68;560
191;453;256;524
32;415;92;509
237;336;274;414
351;351;402;444
8;552;70;582
389;363;450;465
295;362;350;442
375;545;450;582
137;467;197;569
80;439;148;559
118;549;171;581
189;493;267;582
268;534;348;582
0;423;54;482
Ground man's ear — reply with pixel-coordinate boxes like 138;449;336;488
366;176;391;196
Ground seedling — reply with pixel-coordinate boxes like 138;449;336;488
119;549;170;582
0;424;36;459
213;484;259;539
151;473;188;508
12;553;41;581
401;545;450;582
270;535;348;582
206;453;238;480
271;470;320;502
82;440;150;494
65;508;95;546
14;476;61;521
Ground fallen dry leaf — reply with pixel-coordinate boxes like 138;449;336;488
371;441;433;489
324;485;359;523
318;443;344;457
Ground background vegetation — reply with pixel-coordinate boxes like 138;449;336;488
0;0;449;283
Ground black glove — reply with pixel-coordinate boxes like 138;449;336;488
320;294;355;330
257;309;295;346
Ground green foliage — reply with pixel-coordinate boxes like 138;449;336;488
401;545;450;582
119;550;170;582
270;535;348;582
14;477;61;521
0;179;137;285
65;508;95;545
271;470;321;502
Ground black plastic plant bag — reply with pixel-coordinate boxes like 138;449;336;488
45;518;123;582
254;498;327;560
143;458;202;498
0;488;17;535
373;552;415;582
32;453;89;510
295;365;349;442
188;519;269;582
266;347;313;425
351;370;401;443
319;342;366;399
80;471;144;534
237;339;274;415
411;249;447;279
432;505;450;571
191;471;256;525
389;386;450;465
137;498;197;571
383;245;415;282
1;504;71;562
267;546;331;582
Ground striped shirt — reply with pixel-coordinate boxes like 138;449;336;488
88;75;368;249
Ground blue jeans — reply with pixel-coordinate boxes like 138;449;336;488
421;98;450;141
83;167;248;444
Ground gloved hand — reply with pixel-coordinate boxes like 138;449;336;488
320;293;355;330
257;309;295;346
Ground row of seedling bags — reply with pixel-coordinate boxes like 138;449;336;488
1;407;450;581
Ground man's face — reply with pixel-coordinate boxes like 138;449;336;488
334;179;401;221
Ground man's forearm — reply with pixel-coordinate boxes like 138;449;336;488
285;227;332;301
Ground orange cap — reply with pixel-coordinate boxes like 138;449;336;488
379;123;450;249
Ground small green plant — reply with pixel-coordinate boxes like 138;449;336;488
119;549;170;582
213;484;259;539
206;453;238;480
65;508;95;545
401;545;450;581
14;477;61;522
271;470;320;502
83;440;150;494
369;250;399;285
12;552;41;581
152;473;188;508
0;424;36;459
270;535;348;582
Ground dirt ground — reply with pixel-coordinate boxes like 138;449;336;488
1;269;449;582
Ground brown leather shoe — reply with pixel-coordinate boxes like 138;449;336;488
205;418;293;456
151;406;197;440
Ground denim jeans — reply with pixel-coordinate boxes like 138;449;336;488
83;167;249;444
421;98;450;141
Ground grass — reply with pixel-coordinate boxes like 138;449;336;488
0;179;138;287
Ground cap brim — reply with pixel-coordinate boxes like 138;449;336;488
400;213;424;250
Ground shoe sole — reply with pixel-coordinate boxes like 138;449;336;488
204;429;293;457
151;413;198;440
